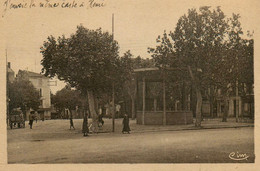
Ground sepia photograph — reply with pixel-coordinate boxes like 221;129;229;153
0;0;259;169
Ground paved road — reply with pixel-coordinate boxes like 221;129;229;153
7;120;254;163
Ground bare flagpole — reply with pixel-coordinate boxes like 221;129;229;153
112;13;115;132
6;49;9;126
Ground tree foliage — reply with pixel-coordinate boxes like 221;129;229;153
41;25;121;131
52;86;86;112
41;25;120;95
148;6;254;125
8;78;40;113
149;6;253;92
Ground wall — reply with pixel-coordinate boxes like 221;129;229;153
145;111;163;125
166;111;193;125
137;111;193;125
228;96;242;117
29;77;51;109
202;101;210;117
29;77;51;120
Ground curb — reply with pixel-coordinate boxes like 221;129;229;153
76;124;254;134
130;124;254;134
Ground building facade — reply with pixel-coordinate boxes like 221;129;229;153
17;70;51;120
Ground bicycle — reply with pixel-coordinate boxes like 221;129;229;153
88;120;104;133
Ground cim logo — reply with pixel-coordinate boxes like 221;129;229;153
229;152;249;161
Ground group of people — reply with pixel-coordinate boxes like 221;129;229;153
28;111;39;129
81;113;131;137
29;109;130;135
28;111;45;129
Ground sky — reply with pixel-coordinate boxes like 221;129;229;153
1;0;259;93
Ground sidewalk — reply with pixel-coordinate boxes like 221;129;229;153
98;117;254;134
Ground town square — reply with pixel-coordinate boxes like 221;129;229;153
8;118;254;163
1;0;258;169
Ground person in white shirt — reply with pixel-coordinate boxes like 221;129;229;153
115;104;121;118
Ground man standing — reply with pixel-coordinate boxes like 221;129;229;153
70;114;75;130
116;104;121;118
29;111;34;129
34;111;38;123
18;110;24;128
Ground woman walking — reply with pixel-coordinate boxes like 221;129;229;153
82;112;89;137
122;114;131;134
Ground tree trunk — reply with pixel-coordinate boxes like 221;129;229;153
188;66;202;127
182;81;188;110
153;98;157;112
209;86;214;118
222;96;228;122
69;109;72;118
87;90;98;133
131;97;135;119
195;89;202;127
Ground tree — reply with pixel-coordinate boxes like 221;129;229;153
120;51;136;119
52;85;85;118
41;26;120;132
149;7;252;126
119;50;157;119
8;78;40;114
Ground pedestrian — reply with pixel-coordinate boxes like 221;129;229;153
116;104;121;118
98;113;104;127
70;115;75;130
82;112;89;137
122;114;131;134
29;111;34;129
34;112;38;123
18;110;24;128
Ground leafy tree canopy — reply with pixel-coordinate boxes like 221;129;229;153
148;6;254;126
8;78;40;113
41;25;120;95
52;85;86;111
149;6;253;92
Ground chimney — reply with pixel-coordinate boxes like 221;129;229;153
8;62;10;68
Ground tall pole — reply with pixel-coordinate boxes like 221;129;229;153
163;54;166;125
112;13;114;40
142;77;145;125
236;79;239;122
163;73;166;125
112;13;115;132
6;49;8;126
34;58;37;72
112;82;115;132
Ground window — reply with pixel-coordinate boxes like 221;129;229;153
40;100;43;107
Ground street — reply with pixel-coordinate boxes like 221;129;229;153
7;119;254;163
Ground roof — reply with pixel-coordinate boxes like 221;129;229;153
134;67;188;72
134;67;159;72
134;67;163;82
26;71;45;77
133;67;189;82
7;68;15;73
19;70;48;79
